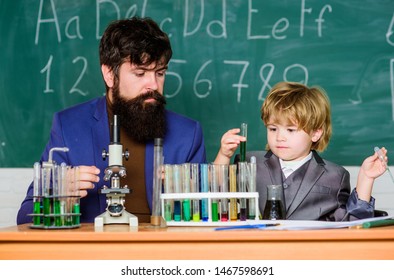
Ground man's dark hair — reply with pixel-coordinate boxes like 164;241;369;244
99;17;172;75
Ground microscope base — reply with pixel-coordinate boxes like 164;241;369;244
94;210;138;228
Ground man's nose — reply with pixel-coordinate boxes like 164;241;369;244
145;73;159;91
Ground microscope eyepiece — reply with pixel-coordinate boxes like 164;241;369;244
112;114;120;144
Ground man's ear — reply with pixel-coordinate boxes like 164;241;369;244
311;128;323;143
101;65;114;88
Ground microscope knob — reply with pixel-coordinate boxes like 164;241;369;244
102;149;108;160
124;149;129;160
119;168;127;178
103;169;113;181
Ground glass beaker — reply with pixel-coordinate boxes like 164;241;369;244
262;184;286;220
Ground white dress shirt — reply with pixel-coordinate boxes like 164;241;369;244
279;152;313;178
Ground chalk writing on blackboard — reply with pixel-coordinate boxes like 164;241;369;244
1;0;394;167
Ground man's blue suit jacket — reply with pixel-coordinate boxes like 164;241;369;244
17;97;206;224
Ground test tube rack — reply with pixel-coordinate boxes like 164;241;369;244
29;195;81;229
160;191;259;226
28;147;81;229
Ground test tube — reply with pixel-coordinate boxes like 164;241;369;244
374;146;394;183
151;138;164;226
63;164;73;226
248;156;257;219
229;164;238;221
163;164;173;221
238;161;247;221
33;162;41;226
209;164;219;222
190;163;200;222
72;166;80;225
240;123;247;162
182;163;191;222
200;163;209;222
55;163;67;226
218;164;229;221
52;163;62;226
41;164;51;227
173;164;182;221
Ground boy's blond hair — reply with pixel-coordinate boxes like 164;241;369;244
261;81;332;152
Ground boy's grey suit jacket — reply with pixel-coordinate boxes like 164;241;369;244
236;150;374;221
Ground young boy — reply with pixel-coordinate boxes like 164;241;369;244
215;81;388;221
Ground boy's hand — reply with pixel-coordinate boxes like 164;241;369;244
214;128;246;164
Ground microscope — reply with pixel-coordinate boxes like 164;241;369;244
94;114;138;227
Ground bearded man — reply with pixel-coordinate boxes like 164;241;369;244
17;17;206;224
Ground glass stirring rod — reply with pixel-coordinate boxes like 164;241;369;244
374;147;394;183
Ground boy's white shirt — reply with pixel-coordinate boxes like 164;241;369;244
279;152;313;178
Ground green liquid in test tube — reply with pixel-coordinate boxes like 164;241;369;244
240;123;247;162
43;197;51;227
53;200;61;226
72;166;80;225
61;164;72;226
53;164;62;227
33;162;41;226
33;201;41;225
53;162;67;227
210;164;219;222
211;202;219;222
190;163;200;222
164;165;173;221
182;163;191;222
73;204;80;225
42;166;52;227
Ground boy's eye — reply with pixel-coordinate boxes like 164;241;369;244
268;127;276;132
287;128;298;133
135;72;145;77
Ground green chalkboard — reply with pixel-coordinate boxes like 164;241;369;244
1;0;393;167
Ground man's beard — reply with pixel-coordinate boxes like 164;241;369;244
111;88;167;143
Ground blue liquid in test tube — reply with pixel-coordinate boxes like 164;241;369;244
200;164;209;222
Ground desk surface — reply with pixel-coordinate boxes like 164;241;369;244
1;223;394;260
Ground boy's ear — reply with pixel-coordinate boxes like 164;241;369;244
311;129;323;142
101;64;114;88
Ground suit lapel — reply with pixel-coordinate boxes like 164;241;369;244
92;97;110;213
264;151;283;185
286;152;325;218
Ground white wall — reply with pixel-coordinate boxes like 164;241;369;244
0;168;32;228
1;167;393;228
